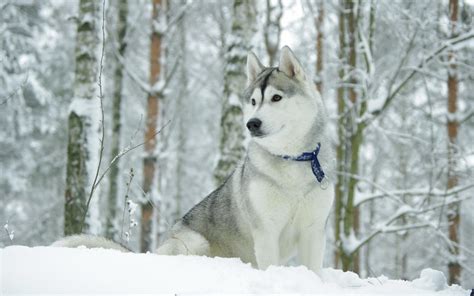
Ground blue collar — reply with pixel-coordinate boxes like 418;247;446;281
281;143;325;183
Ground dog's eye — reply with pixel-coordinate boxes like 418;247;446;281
271;95;282;102
251;98;256;106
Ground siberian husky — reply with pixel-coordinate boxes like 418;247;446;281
53;46;335;274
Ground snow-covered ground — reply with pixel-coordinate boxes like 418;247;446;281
0;246;469;294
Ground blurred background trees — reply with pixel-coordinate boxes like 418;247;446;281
0;0;473;288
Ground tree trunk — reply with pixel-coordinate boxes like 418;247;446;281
340;0;360;272
264;0;282;66
106;0;129;240
360;0;375;276
315;0;324;94
175;0;187;220
140;0;163;253
334;0;346;269
214;0;256;185
447;0;460;285
64;0;100;235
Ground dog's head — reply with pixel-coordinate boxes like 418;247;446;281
242;46;325;156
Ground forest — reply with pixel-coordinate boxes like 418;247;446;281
1;0;473;290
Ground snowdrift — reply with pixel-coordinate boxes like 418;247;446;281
0;246;468;294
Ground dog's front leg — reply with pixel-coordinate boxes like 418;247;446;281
298;226;326;275
253;231;279;270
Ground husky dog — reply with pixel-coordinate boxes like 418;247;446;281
53;46;335;274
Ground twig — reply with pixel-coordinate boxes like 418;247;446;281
94;119;171;189
0;74;29;106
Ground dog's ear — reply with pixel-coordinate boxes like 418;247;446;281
278;46;305;81
246;51;264;86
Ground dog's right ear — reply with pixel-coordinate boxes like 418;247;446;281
246;52;264;86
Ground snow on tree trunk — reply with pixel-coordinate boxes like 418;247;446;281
105;0;129;240
446;0;461;285
140;0;164;253
64;0;101;236
214;0;256;185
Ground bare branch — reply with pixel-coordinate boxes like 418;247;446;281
459;110;474;124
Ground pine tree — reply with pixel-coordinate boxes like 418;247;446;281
140;0;165;252
446;0;461;285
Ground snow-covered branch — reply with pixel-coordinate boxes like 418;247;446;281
113;48;178;97
343;193;472;255
368;30;474;121
355;183;474;206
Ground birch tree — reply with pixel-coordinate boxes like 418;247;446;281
105;0;129;240
140;0;165;252
64;0;101;235
214;0;256;185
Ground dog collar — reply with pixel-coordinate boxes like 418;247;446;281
281;143;325;183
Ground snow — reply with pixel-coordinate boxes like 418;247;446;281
412;269;448;292
341;230;361;255
1;246;468;294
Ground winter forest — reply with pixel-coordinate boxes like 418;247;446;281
1;0;474;291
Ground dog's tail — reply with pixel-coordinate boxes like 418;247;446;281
51;234;130;252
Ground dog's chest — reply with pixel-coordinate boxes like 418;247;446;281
270;159;319;193
247;166;325;228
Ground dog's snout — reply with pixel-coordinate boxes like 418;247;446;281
246;118;262;133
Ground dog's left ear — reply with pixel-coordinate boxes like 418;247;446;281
278;46;305;81
246;51;264;86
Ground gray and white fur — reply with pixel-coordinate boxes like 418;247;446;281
53;46;335;275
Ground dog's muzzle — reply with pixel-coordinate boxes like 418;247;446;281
246;118;263;137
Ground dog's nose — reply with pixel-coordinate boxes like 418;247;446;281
246;118;262;132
